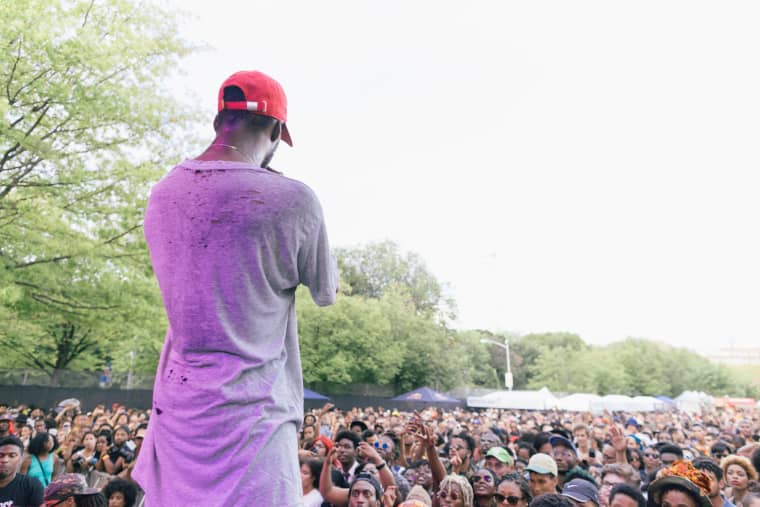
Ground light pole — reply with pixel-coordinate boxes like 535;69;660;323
480;337;513;390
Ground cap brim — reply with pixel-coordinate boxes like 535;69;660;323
562;493;593;504
527;466;554;475
281;123;293;146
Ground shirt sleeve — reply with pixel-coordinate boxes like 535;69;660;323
298;197;338;307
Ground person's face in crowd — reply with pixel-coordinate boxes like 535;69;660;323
450;437;471;464
362;463;380;480
34;419;46;434
108;491;127;507
31;408;43;419
691;426;705;443
437;483;465;507
658;432;673;443
593;426;605;441
661;489;698;507
626;437;639;450
739;420;752;438
134;428;145;451
0;444;22;481
0;420;9;434
480;431;500;454
337;438;356;467
629;451;642;471
574;429;589;448
20;426;31;440
670;430;685;444
496;480;528;507
45;435;55;452
116;414;128;426
660;452;679;467
96;435;109;453
311;440;327;457
610;492;639;507
726;464;749;492
588;464;602;483
351;424;364;436
300;463;314;492
304;414;316;426
349;479;379;507
364;433;378;447
643;448;660;470
711;448;729;461
602;444;617;465
552;445;577;472
529;472;557;497
486;456;513;477
73;414;88;428
303;426;315;441
113;428;129;447
404;463;433;489
83;433;96;451
599;473;626;507
472;469;496;497
517;447;532;461
704;434;715;448
701;470;722;499
375;435;394;462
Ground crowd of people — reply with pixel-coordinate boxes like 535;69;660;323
0;400;759;506
295;403;760;507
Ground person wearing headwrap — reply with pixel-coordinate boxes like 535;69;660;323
647;461;712;507
43;473;105;506
311;435;334;458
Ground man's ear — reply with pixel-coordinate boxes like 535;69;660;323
213;113;222;132
271;121;282;143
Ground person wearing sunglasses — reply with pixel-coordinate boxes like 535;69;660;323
495;473;531;507
437;474;474;507
470;468;498;507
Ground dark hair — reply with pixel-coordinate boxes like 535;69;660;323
610;484;646;507
711;442;732;456
383;431;401;461
500;472;532;505
299;458;323;490
28;432;53;456
751;448;760;480
452;433;476;454
75;493;107;507
518;441;536;457
335;430;361;449
102;478;138;507
529;493;575;507
534;433;552;453
0;435;24;452
349;472;383;500
658;444;683;458
97;430;113;446
629;448;645;471
564;467;598;488
693;457;723;482
361;429;376;442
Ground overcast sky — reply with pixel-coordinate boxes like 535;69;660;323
164;0;760;355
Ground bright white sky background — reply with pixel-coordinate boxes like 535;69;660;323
163;0;760;355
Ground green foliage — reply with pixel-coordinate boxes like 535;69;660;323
335;240;456;321
0;0;197;380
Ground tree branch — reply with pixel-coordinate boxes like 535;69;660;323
82;0;96;28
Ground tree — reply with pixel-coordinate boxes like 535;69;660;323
335;241;456;321
0;0;197;381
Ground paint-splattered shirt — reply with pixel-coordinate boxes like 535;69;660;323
133;159;338;506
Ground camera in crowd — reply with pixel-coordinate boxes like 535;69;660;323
108;444;135;463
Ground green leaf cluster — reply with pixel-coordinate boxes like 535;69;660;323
0;0;199;381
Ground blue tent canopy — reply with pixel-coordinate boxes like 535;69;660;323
391;387;460;404
304;388;329;400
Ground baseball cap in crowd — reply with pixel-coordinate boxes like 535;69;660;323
44;474;101;505
626;417;640;429
0;413;13;422
217;70;292;146
486;446;514;465
350;420;368;432
562;479;600;506
550;435;578;456
403;485;433;507
526;453;558;476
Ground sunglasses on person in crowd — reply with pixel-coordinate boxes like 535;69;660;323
471;474;493;484
373;441;390;450
437;490;462;501
644;452;659;458
494;493;522;505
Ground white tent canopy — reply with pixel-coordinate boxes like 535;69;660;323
467;387;558;410
556;393;602;412
675;391;713;413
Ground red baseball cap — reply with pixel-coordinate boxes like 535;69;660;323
217;70;292;146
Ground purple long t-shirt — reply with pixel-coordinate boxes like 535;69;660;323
132;159;338;506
